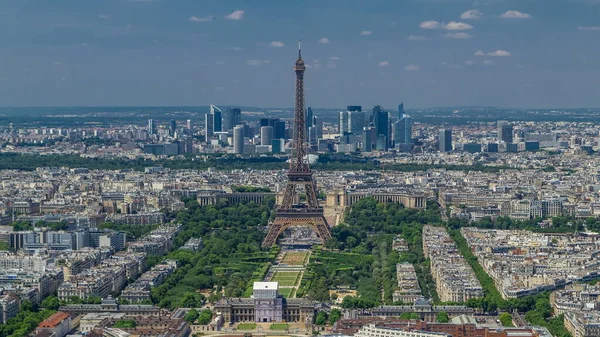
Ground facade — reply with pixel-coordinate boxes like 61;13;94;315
326;191;426;209
356;324;450;337
261;126;274;147
0;293;20;324
36;311;72;337
565;312;600;337
223;108;242;131
439;129;453;152
233;125;245;154
394;114;412;145
498;121;514;144
214;282;315;323
210;105;223;133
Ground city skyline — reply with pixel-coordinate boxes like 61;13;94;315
0;0;599;109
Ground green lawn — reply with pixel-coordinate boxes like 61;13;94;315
278;288;294;298
237;323;257;330
271;271;301;286
269;323;289;330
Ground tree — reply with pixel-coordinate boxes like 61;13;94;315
436;311;449;323
315;312;328;326
329;309;341;325
499;312;513;327
399;312;420;320
41;296;60;311
198;309;213;325
184;309;199;323
113;319;136;328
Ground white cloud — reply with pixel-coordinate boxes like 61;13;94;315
326;61;336;68
405;64;420;71
379;61;390;67
98;14;110;19
420;20;441;29
443;21;474;30
189;15;213;22
460;9;482;20
328;56;340;61
318;37;331;44
270;41;285;47
465;60;476;66
475;50;485;56
444;32;473;39
225;10;244;20
360;30;372;36
408;35;427;41
500;10;531;19
247;60;270;66
487;50;511;56
483;60;495;65
232;47;243;51
578;26;600;31
215;60;224;65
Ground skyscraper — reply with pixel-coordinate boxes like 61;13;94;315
439;129;453;152
306;107;314;137
233;125;244;154
398;102;404;119
498;121;513;143
186;119;192;131
210;105;223;132
204;113;214;139
260;126;274;146
147;119;156;135
373;105;389;149
169;120;176;137
223;108;242;131
394;113;412;144
348;111;366;135
339;111;349;136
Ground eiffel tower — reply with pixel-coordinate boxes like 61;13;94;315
262;42;332;247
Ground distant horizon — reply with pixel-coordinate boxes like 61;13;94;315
1;105;599;111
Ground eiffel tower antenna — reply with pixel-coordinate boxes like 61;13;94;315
262;44;332;247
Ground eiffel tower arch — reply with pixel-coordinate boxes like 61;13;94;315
262;43;332;248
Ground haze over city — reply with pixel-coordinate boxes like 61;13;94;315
1;0;600;108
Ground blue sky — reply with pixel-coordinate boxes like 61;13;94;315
0;0;599;109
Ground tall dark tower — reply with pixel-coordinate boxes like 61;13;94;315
262;42;332;247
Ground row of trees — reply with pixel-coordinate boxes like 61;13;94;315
150;199;273;309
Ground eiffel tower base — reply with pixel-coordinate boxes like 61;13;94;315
262;210;331;247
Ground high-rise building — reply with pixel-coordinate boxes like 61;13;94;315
210;105;223;132
205;113;214;139
498;121;513;143
169;120;176;137
261;126;274;146
273;120;286;139
348;111;366;135
223;108;242;131
339;111;350;136
347;106;362;112
439;129;453;152
147;119;156;135
373;105;389;149
186;119;192;131
398;102;404;119
306;107;314;137
233;125;245;154
394;114;412;145
308;126;318;145
259;118;285;139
